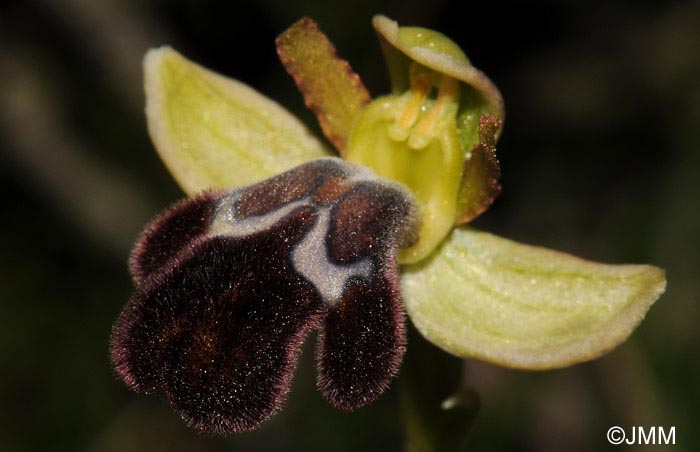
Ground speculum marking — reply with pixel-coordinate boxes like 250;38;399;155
208;194;310;238
291;207;372;305
208;194;372;306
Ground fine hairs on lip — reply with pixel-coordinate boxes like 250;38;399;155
111;158;418;433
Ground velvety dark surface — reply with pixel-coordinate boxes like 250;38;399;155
318;267;405;411
236;159;347;216
113;159;416;433
130;191;220;284
113;210;324;433
328;183;414;264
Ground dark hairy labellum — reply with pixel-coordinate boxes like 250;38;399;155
110;158;417;434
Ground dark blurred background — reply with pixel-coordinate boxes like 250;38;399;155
1;1;698;451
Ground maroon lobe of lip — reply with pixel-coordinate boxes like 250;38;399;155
110;158;417;434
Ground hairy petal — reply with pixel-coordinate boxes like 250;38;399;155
455;114;502;224
145;47;331;194
276;17;371;154
401;227;666;369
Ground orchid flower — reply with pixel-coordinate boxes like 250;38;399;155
110;16;666;434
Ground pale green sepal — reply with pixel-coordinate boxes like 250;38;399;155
145;46;331;194
401;227;666;369
372;15;504;152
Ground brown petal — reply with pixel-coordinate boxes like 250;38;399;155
276;18;371;154
455;114;503;225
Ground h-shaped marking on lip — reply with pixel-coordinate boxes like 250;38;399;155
208;194;372;306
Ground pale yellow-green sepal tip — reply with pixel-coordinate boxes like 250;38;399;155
401;227;666;370
144;46;331;195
